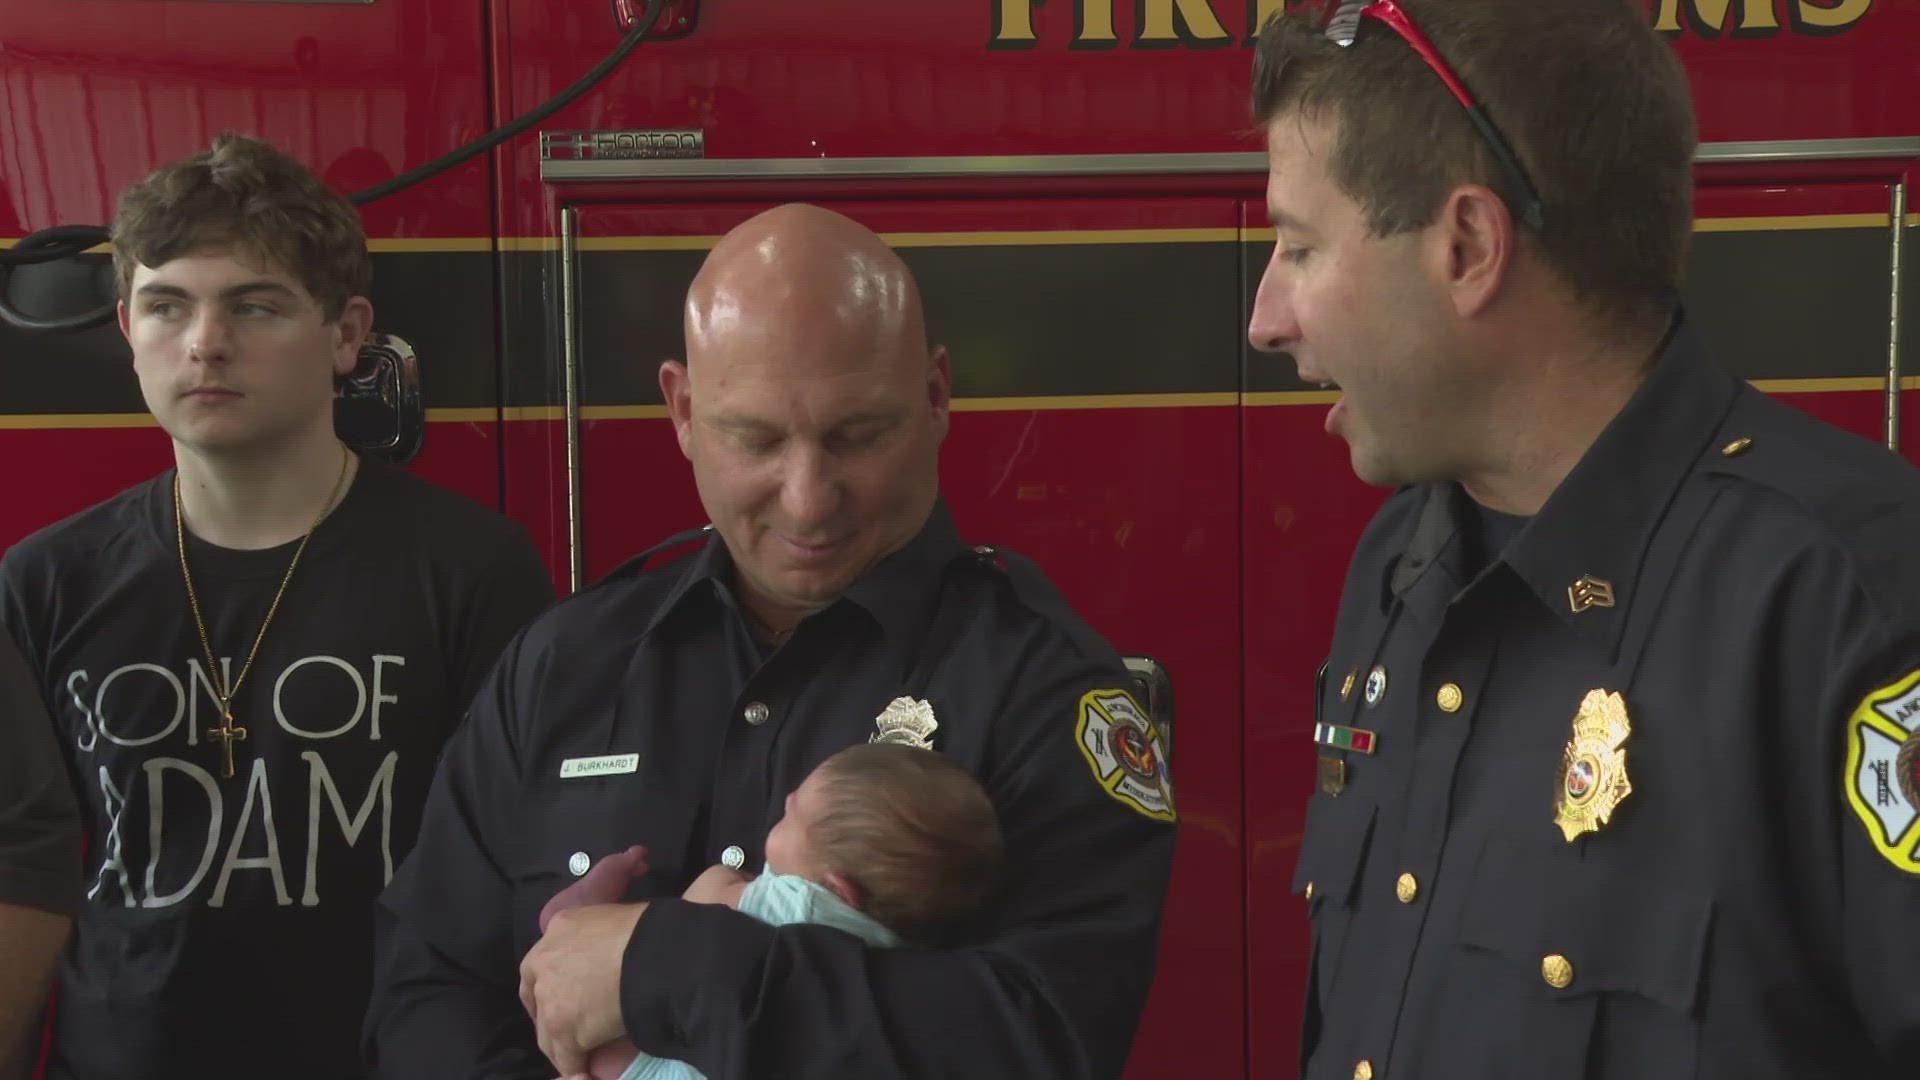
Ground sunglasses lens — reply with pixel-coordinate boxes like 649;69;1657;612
1323;0;1368;45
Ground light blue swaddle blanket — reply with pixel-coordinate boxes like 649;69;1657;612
615;867;901;1080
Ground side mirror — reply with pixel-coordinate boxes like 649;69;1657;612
1122;654;1173;764
334;331;423;464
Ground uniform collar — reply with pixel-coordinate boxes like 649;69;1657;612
639;497;971;646
1394;314;1740;652
839;497;974;645
1500;316;1741;650
638;530;731;642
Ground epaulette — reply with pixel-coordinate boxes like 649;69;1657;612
590;524;715;586
1694;392;1920;603
959;542;1119;663
1698;390;1920;517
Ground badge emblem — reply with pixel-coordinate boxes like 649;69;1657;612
1844;668;1920;874
1075;688;1175;823
1552;689;1633;842
871;695;938;750
1363;665;1388;706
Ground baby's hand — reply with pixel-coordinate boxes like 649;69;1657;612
682;864;752;906
538;844;648;933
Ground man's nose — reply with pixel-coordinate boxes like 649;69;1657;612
186;311;234;362
779;446;840;527
1246;254;1299;354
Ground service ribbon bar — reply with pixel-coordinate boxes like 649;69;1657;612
1313;721;1378;755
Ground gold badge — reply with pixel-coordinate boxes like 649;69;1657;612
1553;689;1633;842
871;696;938;750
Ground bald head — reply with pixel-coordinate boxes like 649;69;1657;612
685;204;928;372
659;203;953;635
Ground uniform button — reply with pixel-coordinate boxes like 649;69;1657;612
1542;953;1574;988
1304;881;1315;901
1353;1060;1374;1080
1395;873;1418;903
721;845;745;869
743;701;770;725
1721;436;1752;457
568;851;591;877
1436;683;1463;712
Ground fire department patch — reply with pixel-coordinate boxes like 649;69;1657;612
1844;668;1920;874
1075;688;1175;823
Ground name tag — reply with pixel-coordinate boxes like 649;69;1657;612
559;753;639;778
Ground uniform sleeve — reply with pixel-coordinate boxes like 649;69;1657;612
1822;588;1920;1065
362;626;550;1080
614;633;1178;1080
451;528;556;711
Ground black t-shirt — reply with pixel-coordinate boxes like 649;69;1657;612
0;453;555;1080
0;629;82;916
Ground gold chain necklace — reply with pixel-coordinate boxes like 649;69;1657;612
743;603;796;647
175;445;351;779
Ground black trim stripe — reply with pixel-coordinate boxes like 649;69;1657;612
0;252;499;414
1243;223;1907;392
1;219;1910;420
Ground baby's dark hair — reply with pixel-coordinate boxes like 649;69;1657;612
808;742;1004;944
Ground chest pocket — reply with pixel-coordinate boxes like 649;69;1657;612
503;772;687;958
1290;796;1378;1032
1448;834;1712;1080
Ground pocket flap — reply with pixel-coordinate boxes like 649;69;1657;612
1456;835;1712;1015
1290;797;1378;910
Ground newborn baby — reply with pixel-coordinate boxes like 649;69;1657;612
537;741;1006;1080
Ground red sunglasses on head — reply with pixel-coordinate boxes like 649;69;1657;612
1324;0;1546;230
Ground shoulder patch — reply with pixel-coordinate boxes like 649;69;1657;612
1844;668;1920;874
1075;687;1176;824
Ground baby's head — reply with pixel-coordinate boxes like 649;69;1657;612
764;742;1003;944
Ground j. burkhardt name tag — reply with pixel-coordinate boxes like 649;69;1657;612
559;753;640;778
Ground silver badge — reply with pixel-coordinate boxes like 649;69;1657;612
871;696;939;750
1364;665;1388;706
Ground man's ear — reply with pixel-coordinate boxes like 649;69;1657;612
331;296;375;378
660;360;693;459
928;344;952;442
1433;183;1514;320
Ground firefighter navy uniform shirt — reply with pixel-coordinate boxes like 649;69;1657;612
1294;315;1920;1079
0;453;555;1080
364;498;1179;1080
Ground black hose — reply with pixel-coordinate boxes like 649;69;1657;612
0;0;665;334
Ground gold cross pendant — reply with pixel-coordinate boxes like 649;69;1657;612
207;710;249;779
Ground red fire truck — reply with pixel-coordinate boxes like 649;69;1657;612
1;1;1914;1075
